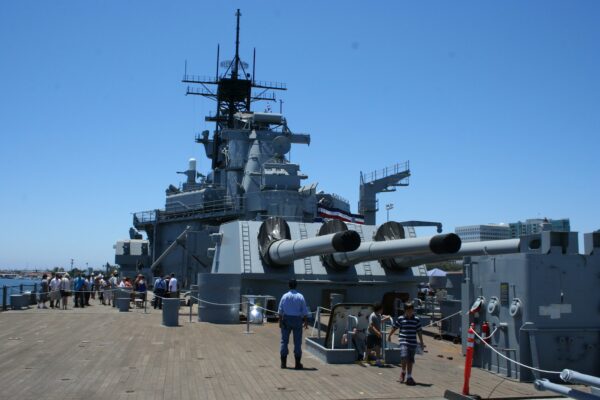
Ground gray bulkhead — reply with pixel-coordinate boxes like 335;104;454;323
461;231;600;381
205;220;426;314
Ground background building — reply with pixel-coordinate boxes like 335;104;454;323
509;218;570;237
455;224;511;243
456;218;571;242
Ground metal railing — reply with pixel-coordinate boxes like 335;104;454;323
1;283;39;311
164;196;243;214
134;210;157;224
358;199;379;212
360;161;410;184
182;74;218;84
330;193;350;205
253;80;286;90
186;86;215;96
134;196;245;226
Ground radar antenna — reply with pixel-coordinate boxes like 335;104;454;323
182;9;287;169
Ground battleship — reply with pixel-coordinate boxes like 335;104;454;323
115;9;467;322
112;8;600;387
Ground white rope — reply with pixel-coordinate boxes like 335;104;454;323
480;326;499;340
471;330;561;375
189;295;248;307
422;310;463;329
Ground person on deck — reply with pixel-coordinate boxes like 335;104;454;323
277;279;309;370
168;273;178;298
73;273;86;308
387;302;425;386
38;274;49;309
60;273;71;310
134;274;147;306
153;276;166;309
366;303;391;364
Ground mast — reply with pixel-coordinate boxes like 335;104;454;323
182;9;287;168
232;9;241;81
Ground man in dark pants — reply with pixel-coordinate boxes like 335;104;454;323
153;276;166;309
73;273;86;308
278;279;309;369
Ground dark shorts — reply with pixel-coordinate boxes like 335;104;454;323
366;334;380;349
400;344;416;363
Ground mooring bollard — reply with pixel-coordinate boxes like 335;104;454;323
462;323;476;396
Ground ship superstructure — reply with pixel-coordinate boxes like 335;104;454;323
115;10;462;320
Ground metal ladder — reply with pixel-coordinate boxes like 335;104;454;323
406;226;427;275
407;226;417;238
353;224;372;277
298;223;313;275
241;222;252;274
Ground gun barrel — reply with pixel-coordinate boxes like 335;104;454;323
378;238;522;268
267;230;361;266
332;233;461;267
459;238;521;256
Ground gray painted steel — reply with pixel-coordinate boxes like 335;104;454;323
534;379;599;400
197;273;241;324
115;13;437;310
378;237;522;267
202;220;432;314
440;299;461;338
332;234;461;266
461;231;600;382
10;294;28;310
305;337;406;365
268;231;359;265
459;238;520;255
116;297;130;312
560;369;600;388
330;293;344;308
162;298;180;326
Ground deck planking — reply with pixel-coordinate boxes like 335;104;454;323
0;301;567;400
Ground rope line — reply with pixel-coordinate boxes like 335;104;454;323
480;327;499;340
471;330;561;375
189;295;248;307
421;310;463;329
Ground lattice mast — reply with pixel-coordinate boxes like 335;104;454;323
182;9;286;169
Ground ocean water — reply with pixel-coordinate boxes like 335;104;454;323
0;278;40;306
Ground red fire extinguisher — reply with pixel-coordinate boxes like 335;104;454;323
481;321;490;343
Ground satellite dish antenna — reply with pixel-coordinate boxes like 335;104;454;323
272;135;291;156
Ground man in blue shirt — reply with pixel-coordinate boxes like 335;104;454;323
73;273;86;308
153;276;166;309
278;279;309;369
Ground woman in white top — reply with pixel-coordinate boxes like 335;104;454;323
60;273;71;310
49;274;61;308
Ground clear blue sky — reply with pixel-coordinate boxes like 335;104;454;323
1;1;599;269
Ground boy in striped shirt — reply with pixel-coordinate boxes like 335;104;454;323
388;302;425;386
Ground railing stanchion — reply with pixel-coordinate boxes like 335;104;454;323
2;286;7;311
317;307;321;339
243;300;254;334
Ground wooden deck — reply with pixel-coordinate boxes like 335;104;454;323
0;301;561;400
